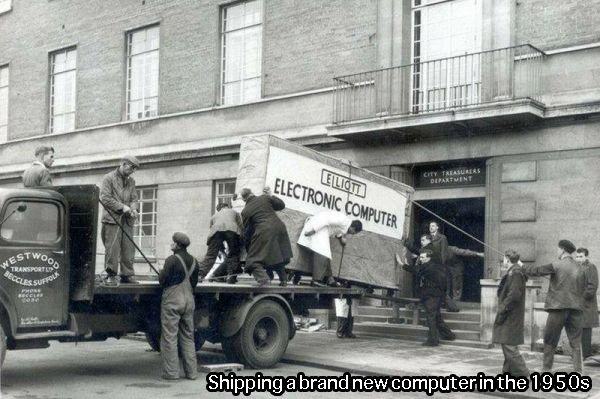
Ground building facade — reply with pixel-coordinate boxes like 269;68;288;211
1;0;599;300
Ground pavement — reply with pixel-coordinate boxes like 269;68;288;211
203;331;600;399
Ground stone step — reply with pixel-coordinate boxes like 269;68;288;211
352;322;481;341
353;330;493;350
355;306;481;322
353;315;481;332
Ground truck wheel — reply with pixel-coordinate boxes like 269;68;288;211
0;323;6;367
144;329;204;352
231;300;290;369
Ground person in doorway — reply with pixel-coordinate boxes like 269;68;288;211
428;221;460;313
403;249;456;346
295;210;363;286
575;247;598;359
493;249;530;377
199;202;243;284
100;155;140;285
158;232;199;381
522;239;585;373
240;187;292;286
22;146;55;187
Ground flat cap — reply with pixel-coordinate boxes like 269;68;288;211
558;239;576;254
172;232;191;248
121;155;140;168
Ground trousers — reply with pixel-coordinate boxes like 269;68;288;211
543;309;583;373
200;231;241;280
501;344;530;376
582;327;593;359
422;296;455;344
101;222;135;277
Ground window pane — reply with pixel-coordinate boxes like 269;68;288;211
224;3;245;32
134;187;157;259
0;87;7;126
144;97;158;118
0;126;7;143
129;56;145;100
127;26;160;120
242;78;260;102
1;202;60;243
223;82;241;105
223;31;244;83
0;66;8;86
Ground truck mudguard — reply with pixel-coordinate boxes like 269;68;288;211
219;294;296;339
0;286;17;336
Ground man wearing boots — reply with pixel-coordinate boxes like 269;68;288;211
403;249;456;346
240;187;292;286
199;202;243;284
523;239;585;373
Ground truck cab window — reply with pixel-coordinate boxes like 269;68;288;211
1;201;60;243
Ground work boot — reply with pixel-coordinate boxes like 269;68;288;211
542;344;555;372
325;276;341;287
103;275;119;286
421;341;439;347
251;266;270;286
226;275;238;284
291;272;302;285
274;265;287;287
120;276;139;284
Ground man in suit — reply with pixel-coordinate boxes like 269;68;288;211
575;247;599;359
428;221;460;312
22;146;55;187
523;239;585;372
403;249;455;346
493;249;530;376
240;187;292;286
199;202;243;284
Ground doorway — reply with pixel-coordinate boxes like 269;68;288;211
413;197;485;302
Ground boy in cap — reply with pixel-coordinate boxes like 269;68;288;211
158;232;199;380
100;155;140;285
523;239;585;372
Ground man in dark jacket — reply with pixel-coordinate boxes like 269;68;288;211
523;239;585;373
575;247;599;359
158;232;201;381
403;249;455;346
22;146;54;187
240;188;293;286
493;249;530;376
199;202;243;284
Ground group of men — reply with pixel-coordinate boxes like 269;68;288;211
494;240;599;375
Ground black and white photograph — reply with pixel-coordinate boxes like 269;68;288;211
0;0;600;398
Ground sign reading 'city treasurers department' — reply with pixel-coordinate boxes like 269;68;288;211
415;161;486;189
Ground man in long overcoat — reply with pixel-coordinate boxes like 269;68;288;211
523;239;585;373
493;249;530;376
428;221;459;312
575;247;599;359
240;188;292;286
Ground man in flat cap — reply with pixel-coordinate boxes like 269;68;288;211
22;146;55;187
100;155;140;285
523;239;585;373
158;232;199;380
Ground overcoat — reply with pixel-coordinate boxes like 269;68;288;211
242;194;293;267
492;265;527;345
430;233;450;265
582;261;599;328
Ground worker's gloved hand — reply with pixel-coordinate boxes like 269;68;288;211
339;237;347;246
477;252;485;258
263;186;271;195
122;205;131;215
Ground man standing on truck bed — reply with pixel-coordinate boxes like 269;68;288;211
100;155;140;285
22;145;55;187
240;187;292;286
159;232;199;381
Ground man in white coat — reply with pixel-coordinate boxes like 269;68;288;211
295;210;362;286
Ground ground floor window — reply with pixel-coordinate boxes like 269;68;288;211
133;186;158;261
214;179;236;210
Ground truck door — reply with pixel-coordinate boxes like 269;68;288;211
0;198;69;330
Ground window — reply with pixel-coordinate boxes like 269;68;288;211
126;25;160;120
0;0;11;14
411;0;482;111
221;0;263;105
214;179;236;210
133;187;157;259
0;65;8;142
49;48;77;134
1;201;60;243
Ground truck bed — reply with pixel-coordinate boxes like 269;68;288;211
93;278;363;297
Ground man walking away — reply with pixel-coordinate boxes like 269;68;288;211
523;239;584;373
199;202;243;284
240;187;292;286
22;146;54;187
296;210;362;286
575;247;598;359
493;250;530;376
403;249;456;346
100;155;140;285
159;232;199;381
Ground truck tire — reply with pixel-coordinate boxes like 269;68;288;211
231;300;290;369
0;323;6;367
144;329;205;352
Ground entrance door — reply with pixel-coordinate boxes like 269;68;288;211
413;197;485;302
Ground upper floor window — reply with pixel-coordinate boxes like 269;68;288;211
221;0;263;106
0;0;12;14
126;25;160;121
133;187;158;260
214;179;236;211
0;65;8;142
49;48;77;134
